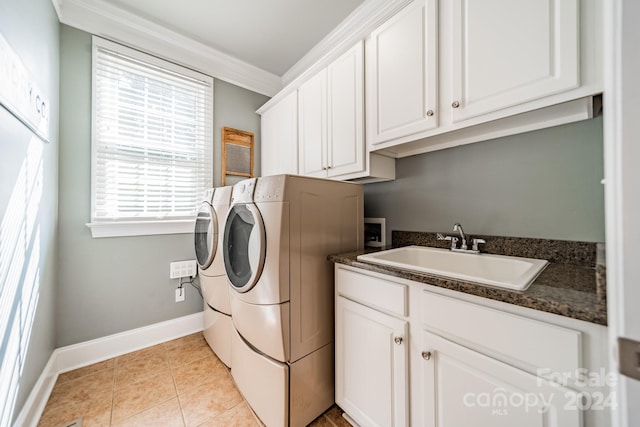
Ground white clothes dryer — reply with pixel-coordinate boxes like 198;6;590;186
223;175;363;427
194;186;233;367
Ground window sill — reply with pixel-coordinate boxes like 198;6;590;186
86;219;195;238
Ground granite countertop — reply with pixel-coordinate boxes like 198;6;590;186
329;231;607;326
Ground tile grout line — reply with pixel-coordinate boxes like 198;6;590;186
165;340;188;427
110;344;176;425
109;361;115;426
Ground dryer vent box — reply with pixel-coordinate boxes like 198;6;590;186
170;260;198;279
364;218;386;248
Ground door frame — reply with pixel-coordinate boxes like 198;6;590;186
604;0;640;425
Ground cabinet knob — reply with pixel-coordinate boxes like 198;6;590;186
426;109;434;117
322;166;327;170
451;101;460;108
394;336;403;345
421;351;432;360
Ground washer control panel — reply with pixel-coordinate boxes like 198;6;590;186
213;185;232;204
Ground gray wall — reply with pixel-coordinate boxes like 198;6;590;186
214;79;269;186
365;117;605;243
0;0;60;423
57;25;268;347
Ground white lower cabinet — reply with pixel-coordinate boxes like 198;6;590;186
335;265;611;427
335;296;408;427
421;330;580;427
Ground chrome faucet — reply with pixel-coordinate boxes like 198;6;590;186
437;223;486;254
453;223;467;250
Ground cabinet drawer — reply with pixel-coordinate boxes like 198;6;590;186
336;267;408;317
422;291;581;376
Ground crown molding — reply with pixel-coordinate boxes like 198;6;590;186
259;0;413;113
52;0;282;96
52;0;414;101
281;0;414;86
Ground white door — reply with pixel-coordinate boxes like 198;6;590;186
449;0;579;123
298;69;328;178
336;296;408;427
260;91;298;176
366;0;438;146
604;0;640;425
327;41;365;178
421;330;581;427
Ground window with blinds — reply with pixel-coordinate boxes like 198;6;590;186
89;37;213;237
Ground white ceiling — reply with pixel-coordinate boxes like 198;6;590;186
104;0;364;76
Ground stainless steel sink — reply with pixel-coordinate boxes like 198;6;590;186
356;245;549;291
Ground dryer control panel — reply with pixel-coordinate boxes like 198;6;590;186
254;175;286;202
230;178;257;203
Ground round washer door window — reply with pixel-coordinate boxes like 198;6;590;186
194;202;218;269
223;203;266;292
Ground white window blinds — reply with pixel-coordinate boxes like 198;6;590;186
91;37;213;234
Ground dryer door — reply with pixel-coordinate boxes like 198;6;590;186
223;203;266;292
194;202;218;270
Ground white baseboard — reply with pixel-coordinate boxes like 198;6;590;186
12;354;58;427
55;311;204;373
13;311;204;427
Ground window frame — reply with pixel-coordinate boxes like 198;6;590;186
88;37;213;238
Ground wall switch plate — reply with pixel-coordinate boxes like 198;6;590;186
618;336;640;380
170;260;198;279
175;288;185;302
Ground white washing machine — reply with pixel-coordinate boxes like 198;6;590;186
194;186;233;367
222;175;363;427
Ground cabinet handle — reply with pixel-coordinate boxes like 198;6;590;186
425;109;434;117
394;336;403;345
421;351;432;360
451;101;460;108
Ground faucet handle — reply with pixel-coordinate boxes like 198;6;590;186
437;233;458;250
472;238;486;252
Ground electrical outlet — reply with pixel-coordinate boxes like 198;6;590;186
175;288;185;302
170;260;198;279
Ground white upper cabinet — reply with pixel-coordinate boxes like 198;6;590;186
327;42;365;177
299;41;365;179
366;0;438;146
449;0;579;123
260;91;298;177
298;69;328;178
366;0;602;154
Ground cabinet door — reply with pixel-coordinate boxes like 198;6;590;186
298;69;328;178
327;41;364;178
449;0;579;122
260;91;298;176
336;297;408;427
421;330;581;427
366;0;438;146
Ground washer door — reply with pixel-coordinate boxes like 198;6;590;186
223;203;266;292
194;202;218;270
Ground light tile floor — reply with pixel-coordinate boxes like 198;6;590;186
37;333;350;427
